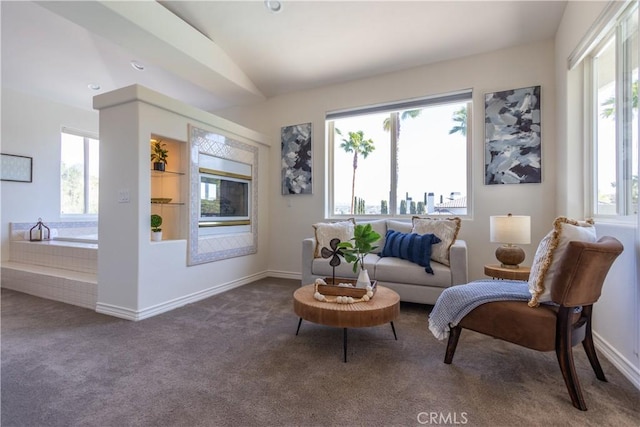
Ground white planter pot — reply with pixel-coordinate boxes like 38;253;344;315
151;231;162;241
356;268;370;288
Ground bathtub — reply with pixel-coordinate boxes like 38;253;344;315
54;234;99;244
3;221;99;309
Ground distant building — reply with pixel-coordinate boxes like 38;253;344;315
433;196;467;215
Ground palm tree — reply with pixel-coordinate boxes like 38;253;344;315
382;109;421;213
336;128;375;214
382;109;422;134
448;106;468;136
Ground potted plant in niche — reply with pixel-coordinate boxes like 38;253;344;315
151;140;168;171
151;214;163;241
337;223;381;288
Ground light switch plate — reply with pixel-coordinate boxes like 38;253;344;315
118;188;130;203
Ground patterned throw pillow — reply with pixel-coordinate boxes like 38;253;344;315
378;230;442;274
312;219;355;258
411;217;461;266
527;217;597;307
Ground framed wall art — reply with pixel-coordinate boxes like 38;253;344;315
1;153;32;183
281;122;312;195
484;85;541;185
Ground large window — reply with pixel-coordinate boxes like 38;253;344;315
327;91;471;217
60;128;99;215
591;2;638;218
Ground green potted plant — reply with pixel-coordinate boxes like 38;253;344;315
150;140;168;171
337;223;381;288
151;214;163;241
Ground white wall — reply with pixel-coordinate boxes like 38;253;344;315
554;1;607;218
555;1;640;388
94;86;271;320
0;88;98;260
216;39;558;283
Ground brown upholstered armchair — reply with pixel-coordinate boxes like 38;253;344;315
444;236;624;411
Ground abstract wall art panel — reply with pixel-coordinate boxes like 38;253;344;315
281;122;312;195
485;85;541;185
1;153;32;182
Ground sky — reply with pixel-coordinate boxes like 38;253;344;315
333;102;467;212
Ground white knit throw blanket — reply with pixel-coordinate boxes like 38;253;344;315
428;279;531;340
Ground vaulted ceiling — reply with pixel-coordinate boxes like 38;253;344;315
1;1;567;112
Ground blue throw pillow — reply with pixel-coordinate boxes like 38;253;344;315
378;229;441;274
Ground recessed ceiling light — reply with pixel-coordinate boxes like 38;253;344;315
88;83;101;91
130;60;145;71
264;1;282;13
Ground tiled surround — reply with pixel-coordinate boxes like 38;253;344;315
1;263;97;309
2;221;98;309
9;241;97;274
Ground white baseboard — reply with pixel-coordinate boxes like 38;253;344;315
96;271;269;321
95;303;139;321
266;270;301;281
594;331;640;390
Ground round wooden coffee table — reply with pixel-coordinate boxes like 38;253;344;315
293;284;400;362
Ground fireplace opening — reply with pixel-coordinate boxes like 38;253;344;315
199;168;251;227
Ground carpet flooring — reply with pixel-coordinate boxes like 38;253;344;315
2;278;639;426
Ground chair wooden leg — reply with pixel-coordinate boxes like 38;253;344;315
580;305;607;382
556;307;588;411
444;325;462;364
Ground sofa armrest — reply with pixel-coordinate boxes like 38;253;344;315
449;239;468;285
302;237;318;285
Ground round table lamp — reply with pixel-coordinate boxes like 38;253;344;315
489;214;531;269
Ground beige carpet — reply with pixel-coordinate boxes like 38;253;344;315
2;278;638;426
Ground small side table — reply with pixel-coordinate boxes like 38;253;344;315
484;264;531;281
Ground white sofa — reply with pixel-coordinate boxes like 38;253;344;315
301;219;468;305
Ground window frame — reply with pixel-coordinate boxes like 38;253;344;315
325;91;473;219
586;1;638;221
60;127;99;218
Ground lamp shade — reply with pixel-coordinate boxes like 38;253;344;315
490;215;531;245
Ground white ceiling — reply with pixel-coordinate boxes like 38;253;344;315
1;1;567;113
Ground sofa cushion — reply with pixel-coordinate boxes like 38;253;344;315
386;219;412;234
382;220;412;254
374;257;452;288
528;217;596;307
312;219;355;258
378;230;441;274
411;217;461;266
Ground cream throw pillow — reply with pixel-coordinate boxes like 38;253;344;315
527;217;596;307
312;219;355;258
411;217;461;266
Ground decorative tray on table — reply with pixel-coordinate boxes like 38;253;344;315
319;277;377;298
